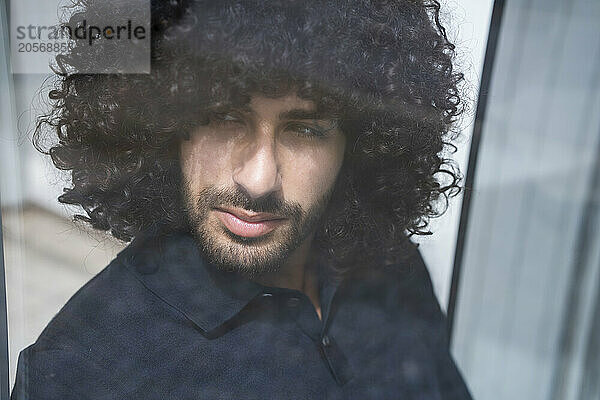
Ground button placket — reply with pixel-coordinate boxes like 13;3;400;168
318;334;353;386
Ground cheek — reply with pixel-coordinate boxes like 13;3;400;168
280;138;345;207
179;130;234;188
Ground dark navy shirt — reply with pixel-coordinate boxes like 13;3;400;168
11;229;472;399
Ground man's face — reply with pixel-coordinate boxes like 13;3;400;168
180;93;346;275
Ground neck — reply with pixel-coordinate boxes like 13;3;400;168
253;235;322;320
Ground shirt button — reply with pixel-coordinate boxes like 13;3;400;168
287;297;300;308
321;335;331;347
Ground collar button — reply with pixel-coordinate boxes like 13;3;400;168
287;297;301;308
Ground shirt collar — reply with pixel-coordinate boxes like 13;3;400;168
117;226;341;336
118;227;264;335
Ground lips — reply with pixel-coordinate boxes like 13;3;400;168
214;207;286;238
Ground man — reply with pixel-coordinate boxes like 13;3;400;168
13;0;471;398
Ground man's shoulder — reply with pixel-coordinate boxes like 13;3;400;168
12;250;145;398
340;241;445;331
31;254;141;351
12;231;198;398
345;241;438;301
30;230;173;352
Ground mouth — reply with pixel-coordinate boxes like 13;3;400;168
213;207;287;238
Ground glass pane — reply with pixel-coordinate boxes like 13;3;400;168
451;0;600;399
11;0;584;398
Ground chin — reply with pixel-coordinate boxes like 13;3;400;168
192;224;296;276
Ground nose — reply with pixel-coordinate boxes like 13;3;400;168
232;134;282;200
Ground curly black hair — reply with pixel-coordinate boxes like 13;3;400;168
35;0;464;275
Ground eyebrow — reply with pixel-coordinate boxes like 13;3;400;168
212;105;339;122
278;109;338;121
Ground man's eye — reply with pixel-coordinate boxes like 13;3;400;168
286;123;325;138
210;112;243;125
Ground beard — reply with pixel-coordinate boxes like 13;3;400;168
181;183;332;278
